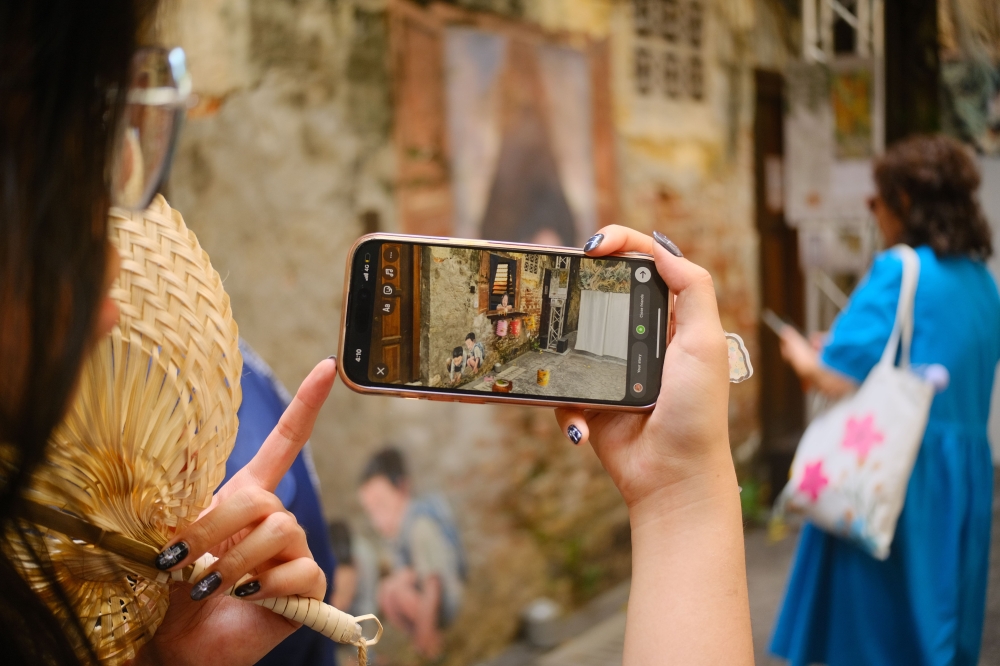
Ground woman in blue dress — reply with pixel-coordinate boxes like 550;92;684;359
771;135;1000;665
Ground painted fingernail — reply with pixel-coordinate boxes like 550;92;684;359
567;425;583;445
155;541;189;570
653;231;683;257
190;571;223;601
234;580;261;598
583;233;605;252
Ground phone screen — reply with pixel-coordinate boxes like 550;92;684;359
343;238;668;407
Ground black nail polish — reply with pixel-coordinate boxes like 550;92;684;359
190;571;223;601
327;355;337;361
653;231;683;258
567;425;583;445
155;541;189;570
583;233;605;252
234;580;261;598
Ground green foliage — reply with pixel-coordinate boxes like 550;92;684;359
739;477;771;526
579;259;631;294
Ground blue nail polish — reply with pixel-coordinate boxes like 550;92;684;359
653;231;683;257
567;425;583;445
155;541;189;570
584;233;605;252
190;571;223;601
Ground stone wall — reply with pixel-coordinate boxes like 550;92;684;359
157;1;795;663
424;247;482;386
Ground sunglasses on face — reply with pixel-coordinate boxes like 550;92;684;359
109;47;191;211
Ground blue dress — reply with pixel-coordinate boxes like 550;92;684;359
771;246;1000;666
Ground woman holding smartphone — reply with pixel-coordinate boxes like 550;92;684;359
0;2;751;664
773;136;999;666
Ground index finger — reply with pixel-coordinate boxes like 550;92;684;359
239;357;338;491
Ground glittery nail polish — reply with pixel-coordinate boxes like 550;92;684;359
234;580;261;598
583;233;605;252
653;231;683;258
190;571;223;601
567;425;583;445
155;541;189;570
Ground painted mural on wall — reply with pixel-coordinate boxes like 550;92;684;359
941;59;1000;156
445;28;598;246
410;246;630;402
831;66;873;160
579;259;632;294
938;0;1000;156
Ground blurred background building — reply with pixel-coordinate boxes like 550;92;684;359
152;1;1000;663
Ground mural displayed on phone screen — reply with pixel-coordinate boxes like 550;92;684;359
369;244;643;402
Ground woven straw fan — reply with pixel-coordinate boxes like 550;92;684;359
17;195;381;664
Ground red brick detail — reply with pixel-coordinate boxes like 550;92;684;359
390;1;453;237
589;40;621;228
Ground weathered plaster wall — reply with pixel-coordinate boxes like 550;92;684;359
159;1;794;663
424;247;483;385
530;0;796;452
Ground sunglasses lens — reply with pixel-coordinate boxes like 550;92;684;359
110;49;189;211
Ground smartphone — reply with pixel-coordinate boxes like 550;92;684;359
338;234;671;411
761;309;790;337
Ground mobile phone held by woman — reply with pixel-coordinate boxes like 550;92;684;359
338;234;671;411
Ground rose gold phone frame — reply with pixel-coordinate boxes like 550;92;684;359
337;233;673;413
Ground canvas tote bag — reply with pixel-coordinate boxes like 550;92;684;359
777;245;934;560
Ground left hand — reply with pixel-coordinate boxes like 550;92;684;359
144;358;338;666
554;225;733;515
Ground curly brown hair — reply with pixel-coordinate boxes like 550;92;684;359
874;135;993;259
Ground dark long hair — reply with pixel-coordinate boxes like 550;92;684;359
0;1;154;662
874;135;993;260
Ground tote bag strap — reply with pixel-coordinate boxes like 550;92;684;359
878;245;921;369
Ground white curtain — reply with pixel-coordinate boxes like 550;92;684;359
537;45;597;239
444;29;508;240
575;290;629;360
604;293;630;359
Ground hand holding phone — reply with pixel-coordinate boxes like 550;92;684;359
339;234;670;411
554;227;731;504
555;226;752;664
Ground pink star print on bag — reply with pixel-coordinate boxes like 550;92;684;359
798;462;829;502
842;414;885;461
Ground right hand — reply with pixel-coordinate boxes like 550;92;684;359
555;226;734;521
145;358;338;666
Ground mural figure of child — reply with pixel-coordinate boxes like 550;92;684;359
446;347;464;385
358;448;466;661
464;333;485;374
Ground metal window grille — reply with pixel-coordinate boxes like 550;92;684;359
632;0;706;102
